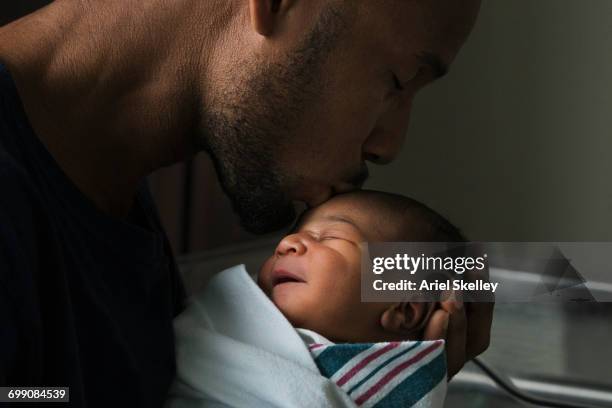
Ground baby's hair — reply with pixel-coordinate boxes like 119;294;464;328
354;190;467;242
397;195;467;243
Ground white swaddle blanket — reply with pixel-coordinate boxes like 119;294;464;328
166;265;446;408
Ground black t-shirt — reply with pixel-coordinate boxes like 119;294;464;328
0;64;186;407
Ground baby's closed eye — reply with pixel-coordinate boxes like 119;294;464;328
319;231;360;247
320;235;342;241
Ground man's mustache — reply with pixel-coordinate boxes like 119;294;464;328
331;165;369;194
345;164;370;190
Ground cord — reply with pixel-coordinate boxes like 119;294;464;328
472;357;594;408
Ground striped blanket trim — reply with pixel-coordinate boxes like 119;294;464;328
309;340;446;408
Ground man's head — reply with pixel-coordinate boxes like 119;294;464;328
257;190;465;342
196;0;481;233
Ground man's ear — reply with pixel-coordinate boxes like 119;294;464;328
380;302;434;336
249;0;294;36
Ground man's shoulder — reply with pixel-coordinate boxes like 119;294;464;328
0;149;44;258
0;149;38;210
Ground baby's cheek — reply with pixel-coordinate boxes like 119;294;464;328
257;257;275;291
270;285;317;328
272;288;337;335
301;290;358;339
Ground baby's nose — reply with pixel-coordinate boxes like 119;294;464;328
276;234;307;256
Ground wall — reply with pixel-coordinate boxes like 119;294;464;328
368;0;612;241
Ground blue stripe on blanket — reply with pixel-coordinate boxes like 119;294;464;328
314;343;373;378
375;352;446;408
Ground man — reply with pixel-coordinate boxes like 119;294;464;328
0;0;490;407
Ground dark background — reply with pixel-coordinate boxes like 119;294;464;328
0;1;50;26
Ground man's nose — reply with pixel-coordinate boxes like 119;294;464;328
275;234;308;256
362;100;413;165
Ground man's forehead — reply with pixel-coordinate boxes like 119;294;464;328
418;0;482;58
375;0;481;33
356;0;481;67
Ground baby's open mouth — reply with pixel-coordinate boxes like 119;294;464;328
272;269;306;286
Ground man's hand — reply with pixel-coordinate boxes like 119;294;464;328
423;293;494;379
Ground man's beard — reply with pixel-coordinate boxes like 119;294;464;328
198;8;346;234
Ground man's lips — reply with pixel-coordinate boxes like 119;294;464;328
305;188;333;209
271;269;306;286
293;165;369;208
302;181;365;208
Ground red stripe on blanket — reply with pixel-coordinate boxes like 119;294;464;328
354;341;442;406
336;342;400;387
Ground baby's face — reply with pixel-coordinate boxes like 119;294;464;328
258;195;399;342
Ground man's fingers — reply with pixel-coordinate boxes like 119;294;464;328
427;289;493;379
461;259;494;360
465;301;494;360
440;296;468;379
423;309;449;340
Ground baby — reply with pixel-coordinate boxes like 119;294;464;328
258;189;465;345
168;190;465;408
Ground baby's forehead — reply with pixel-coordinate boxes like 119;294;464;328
297;192;438;242
297;195;399;238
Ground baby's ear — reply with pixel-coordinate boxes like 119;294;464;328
380;302;434;336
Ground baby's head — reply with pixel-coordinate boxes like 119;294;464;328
258;190;465;343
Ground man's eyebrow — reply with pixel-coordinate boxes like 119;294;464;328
417;51;449;79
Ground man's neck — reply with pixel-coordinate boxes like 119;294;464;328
0;1;220;217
